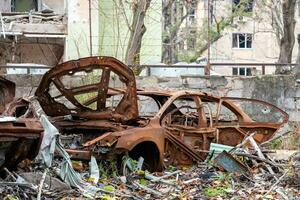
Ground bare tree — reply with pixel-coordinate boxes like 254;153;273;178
162;0;253;64
276;0;297;74
162;0;194;64
259;0;297;74
124;0;152;65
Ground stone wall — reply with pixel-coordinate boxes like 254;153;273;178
2;74;300;121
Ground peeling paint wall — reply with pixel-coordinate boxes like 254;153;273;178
0;0;11;12
2;74;300;122
0;37;64;67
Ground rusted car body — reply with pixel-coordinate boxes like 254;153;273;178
35;56;289;171
0;77;43;170
0;77;15;114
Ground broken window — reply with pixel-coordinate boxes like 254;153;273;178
232;0;254;13
201;100;219;125
232;67;254;76
232;33;252;48
138;95;159;117
163;96;200;129
227;99;287;123
218;104;238;123
11;0;38;12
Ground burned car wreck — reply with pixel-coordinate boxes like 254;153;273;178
0;56;289;172
0;78;43;170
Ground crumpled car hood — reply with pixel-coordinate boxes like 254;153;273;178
35;56;138;123
0;77;15;114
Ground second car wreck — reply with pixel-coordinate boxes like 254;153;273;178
0;78;43;170
31;56;289;172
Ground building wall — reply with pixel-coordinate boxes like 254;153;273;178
98;0;162;64
197;0;300;75
65;0;99;60
0;0;11;12
0;0;66;69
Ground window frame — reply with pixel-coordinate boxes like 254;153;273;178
232;33;253;49
232;67;255;76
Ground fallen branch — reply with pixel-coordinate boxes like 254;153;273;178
248;136;277;178
134;183;163;197
37;168;48;200
265;168;290;196
234;152;283;169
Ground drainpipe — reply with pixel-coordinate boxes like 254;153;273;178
89;0;92;56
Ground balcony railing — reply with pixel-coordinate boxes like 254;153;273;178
0;63;299;76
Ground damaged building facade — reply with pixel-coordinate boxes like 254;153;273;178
0;0;100;74
0;0;67;73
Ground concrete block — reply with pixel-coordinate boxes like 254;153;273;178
227;89;243;97
283;98;296;110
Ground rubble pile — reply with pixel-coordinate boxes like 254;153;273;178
1;12;64;25
0;140;299;199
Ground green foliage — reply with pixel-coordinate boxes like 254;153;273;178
139;178;147;186
214;172;233;183
178;51;198;63
102;185;116;193
98;158;119;179
203;186;231;198
266;132;300;150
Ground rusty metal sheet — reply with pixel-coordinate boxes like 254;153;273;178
0;77;15;114
0;118;43;169
214;151;250;175
3;98;37;118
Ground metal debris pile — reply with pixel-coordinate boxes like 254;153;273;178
0;135;299;200
0;56;299;199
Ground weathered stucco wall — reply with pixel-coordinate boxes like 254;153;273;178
2;74;300;121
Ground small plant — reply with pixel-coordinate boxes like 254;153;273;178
203;186;231;198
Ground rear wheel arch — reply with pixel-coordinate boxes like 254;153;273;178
128;141;162;172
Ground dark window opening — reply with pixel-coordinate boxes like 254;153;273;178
11;0;38;12
232;33;253;49
246;68;252;76
232;67;255;76
239;67;245;75
232;0;254;13
232;67;238;75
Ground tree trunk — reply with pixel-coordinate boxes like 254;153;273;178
162;0;189;64
125;0;151;65
276;0;297;74
162;0;174;64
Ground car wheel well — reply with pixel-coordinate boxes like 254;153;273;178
129;141;160;172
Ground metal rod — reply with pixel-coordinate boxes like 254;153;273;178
89;0;92;56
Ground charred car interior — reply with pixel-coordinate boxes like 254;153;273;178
0;56;289;172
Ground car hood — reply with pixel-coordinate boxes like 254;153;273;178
0;77;15;114
35;56;138;123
